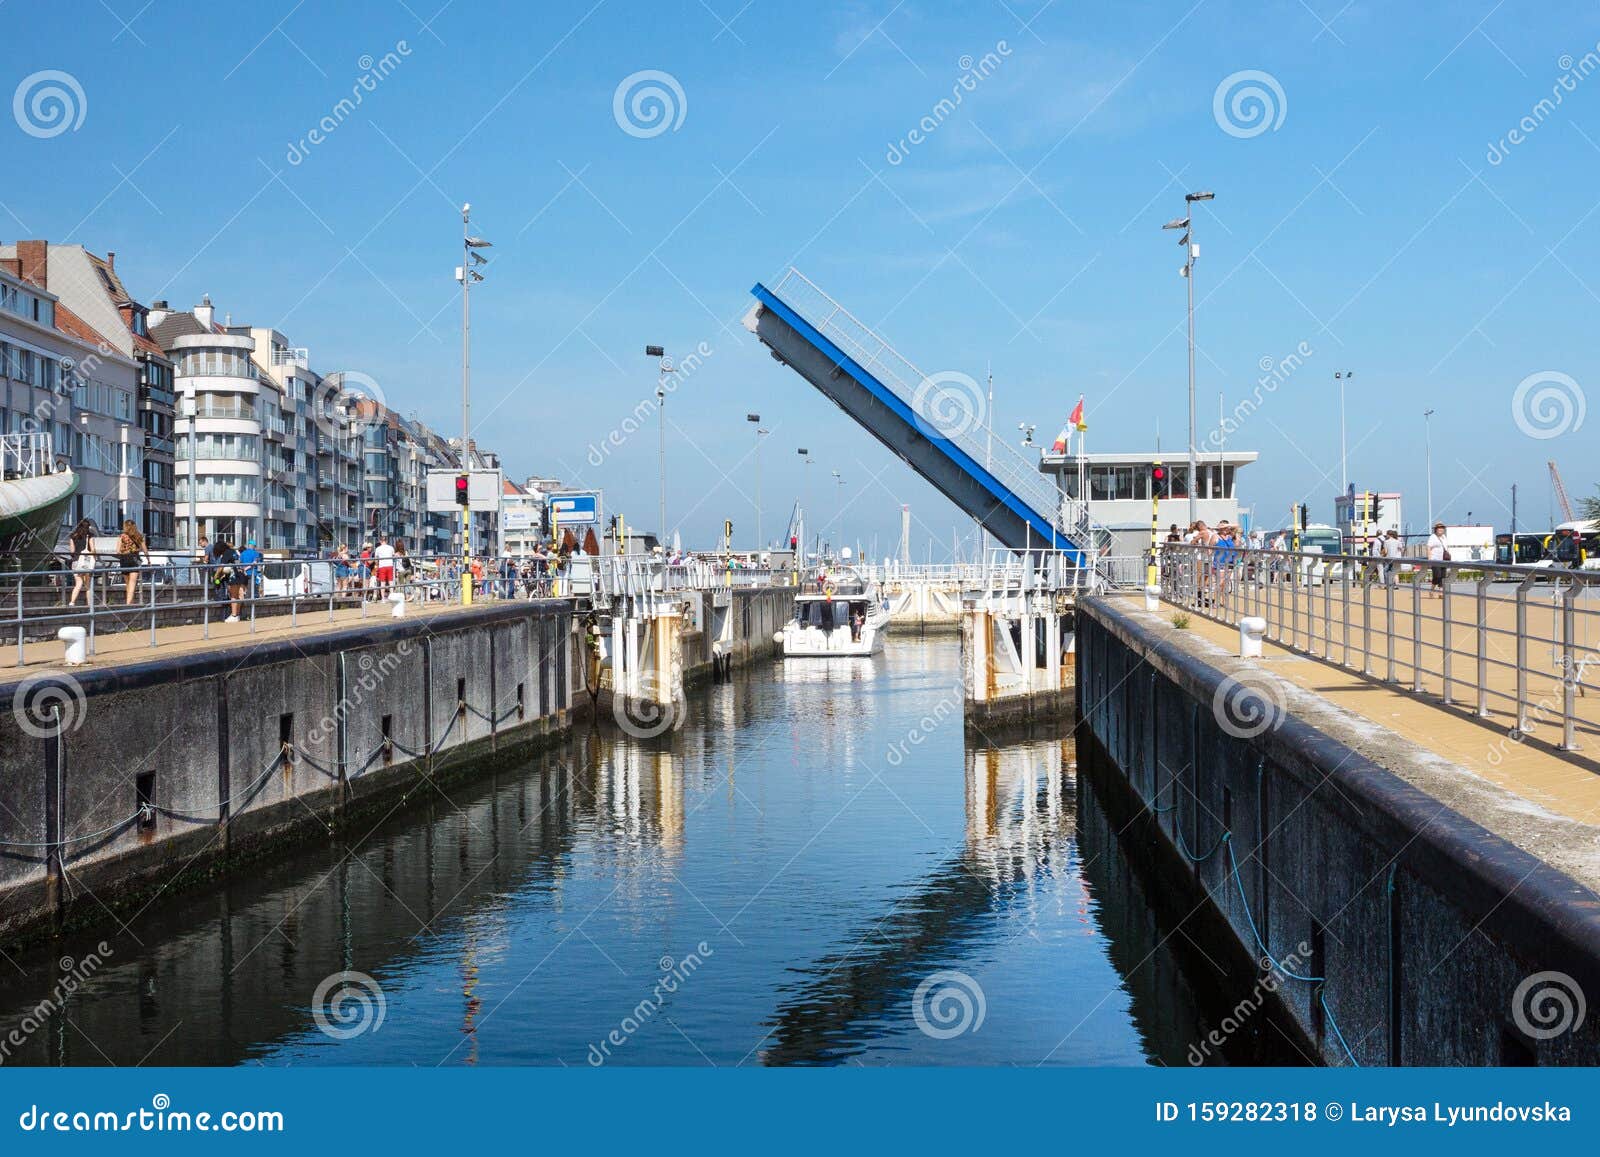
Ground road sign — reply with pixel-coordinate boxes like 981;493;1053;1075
548;490;601;528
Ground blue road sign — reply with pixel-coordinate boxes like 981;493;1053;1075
548;490;600;527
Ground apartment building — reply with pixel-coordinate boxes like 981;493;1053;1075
0;243;146;537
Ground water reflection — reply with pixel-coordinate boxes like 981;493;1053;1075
0;638;1302;1067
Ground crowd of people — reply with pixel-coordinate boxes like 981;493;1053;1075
1160;518;1426;604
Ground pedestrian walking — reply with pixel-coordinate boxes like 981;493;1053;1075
117;520;148;605
66;519;96;607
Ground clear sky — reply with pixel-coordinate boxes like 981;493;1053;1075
4;0;1596;555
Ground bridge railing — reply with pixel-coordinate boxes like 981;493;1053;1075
767;268;1097;549
593;554;781;602
2;552;556;666
1155;542;1600;755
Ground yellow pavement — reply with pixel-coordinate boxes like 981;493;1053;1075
1145;580;1600;828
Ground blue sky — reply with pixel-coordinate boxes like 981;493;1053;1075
5;0;1597;554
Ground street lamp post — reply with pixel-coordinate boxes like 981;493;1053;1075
1335;370;1354;495
646;346;672;543
831;470;845;545
1424;408;1435;530
458;203;491;604
797;448;812;562
747;413;765;550
182;393;197;552
1164;190;1214;525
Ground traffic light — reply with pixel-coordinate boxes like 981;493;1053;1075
454;474;469;507
1297;504;1308;531
789;535;798;550
1370;496;1384;523
1149;463;1166;495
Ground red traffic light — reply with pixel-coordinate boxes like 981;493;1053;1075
1150;464;1166;484
454;474;470;506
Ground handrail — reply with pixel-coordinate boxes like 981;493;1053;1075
1156;542;1599;756
3;551;577;665
765;268;1110;553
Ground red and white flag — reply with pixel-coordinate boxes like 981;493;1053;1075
1051;424;1070;454
1069;395;1086;431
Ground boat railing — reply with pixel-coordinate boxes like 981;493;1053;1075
0;432;59;480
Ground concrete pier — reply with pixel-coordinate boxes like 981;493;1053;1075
1077;593;1600;1065
0;600;579;945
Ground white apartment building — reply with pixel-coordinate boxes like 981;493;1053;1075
0;246;143;536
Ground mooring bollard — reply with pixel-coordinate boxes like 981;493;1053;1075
1239;616;1266;658
58;626;88;666
390;592;406;619
1144;584;1160;612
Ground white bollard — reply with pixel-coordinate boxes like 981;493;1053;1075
389;592;406;619
1144;584;1161;612
58;626;87;666
1239;616;1266;658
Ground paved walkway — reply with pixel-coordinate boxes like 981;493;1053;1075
1139;588;1600;831
0;595;522;687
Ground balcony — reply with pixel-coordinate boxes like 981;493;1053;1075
144;433;175;456
140;383;177;408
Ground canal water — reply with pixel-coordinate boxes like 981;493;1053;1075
0;637;1304;1067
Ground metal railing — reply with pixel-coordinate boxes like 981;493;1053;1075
1;432;57;479
4;552;574;666
594;554;781;602
766;268;1106;551
1157;542;1600;753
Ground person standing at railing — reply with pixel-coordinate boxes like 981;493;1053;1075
394;541;412;596
373;534;396;600
1211;521;1239;605
1381;529;1404;584
237;539;264;609
66;519;96;607
1426;522;1449;600
117;520;149;606
211;538;241;621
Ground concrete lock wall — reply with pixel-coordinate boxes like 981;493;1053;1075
1076;595;1600;1066
0;601;579;945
